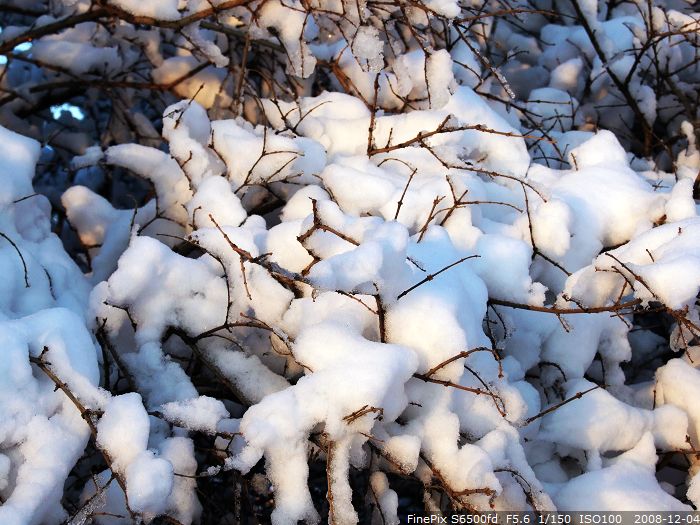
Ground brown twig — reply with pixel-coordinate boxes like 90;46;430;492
524;385;600;425
0;231;29;287
29;347;138;520
489;297;642;315
397;255;480;299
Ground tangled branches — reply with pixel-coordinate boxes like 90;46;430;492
1;0;700;523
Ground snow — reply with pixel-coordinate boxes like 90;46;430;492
161;396;230;433
61;81;697;517
652;405;689;450
665;178;697;222
549;58;585;97
228;321;418;524
92;235;228;345
351;25;384;72
369;471;399;525
442;86;531;178
96;393;150;473
159;437;201;524
109;0;180;21
556;152;662;247
380;434;421;473
3;0;700;519
105;144;192;224
95;394;179;517
255;0;316;77
32;40;121;76
656;359;700;445
539;379;654;453
204;346;290;404
0;126;103;525
472;233;547;304
426;50;456;108
527;88;578;132
0;125;41;205
553;434;691;511
185;176;247;229
563;217;700;310
152;57;226;108
0;310;103;525
70;146;103;170
124;451;174;514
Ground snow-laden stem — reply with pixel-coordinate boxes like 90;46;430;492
29;347;139;521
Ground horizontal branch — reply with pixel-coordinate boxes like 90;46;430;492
488;297;642;315
368;116;550;156
0;0;250;56
0;9;105;55
98;0;249;29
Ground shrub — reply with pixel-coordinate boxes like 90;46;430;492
0;0;699;523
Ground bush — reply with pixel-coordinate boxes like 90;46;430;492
0;0;699;523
